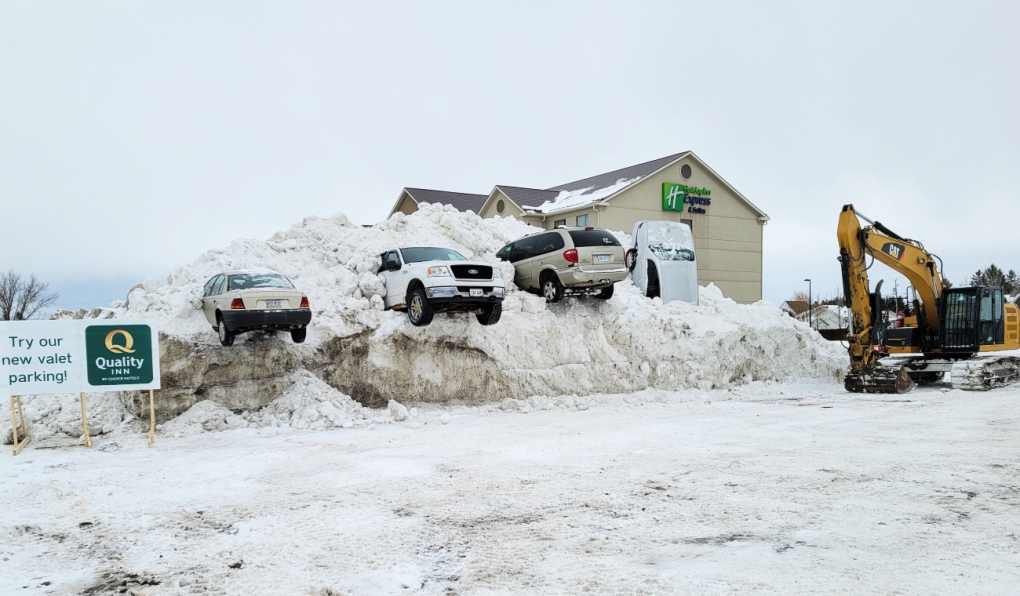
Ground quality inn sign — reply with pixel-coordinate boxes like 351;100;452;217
85;324;155;386
1;319;160;397
2;319;161;454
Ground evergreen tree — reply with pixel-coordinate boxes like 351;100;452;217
970;264;1008;289
1006;270;1020;295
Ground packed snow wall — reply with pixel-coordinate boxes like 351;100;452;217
51;204;845;421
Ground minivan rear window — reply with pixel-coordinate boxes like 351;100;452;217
568;230;621;247
533;232;565;255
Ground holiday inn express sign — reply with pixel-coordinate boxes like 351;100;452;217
0;320;160;396
662;182;712;214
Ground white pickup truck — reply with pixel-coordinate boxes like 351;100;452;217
377;246;506;326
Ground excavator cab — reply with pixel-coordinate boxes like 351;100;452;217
940;286;1004;351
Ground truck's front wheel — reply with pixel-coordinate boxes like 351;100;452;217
407;288;435;326
476;302;502;325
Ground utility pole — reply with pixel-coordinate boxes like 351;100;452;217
804;278;812;329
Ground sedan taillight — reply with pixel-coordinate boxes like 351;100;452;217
300;296;310;308
230;298;245;309
564;249;578;264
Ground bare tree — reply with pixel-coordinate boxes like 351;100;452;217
0;270;59;320
790;290;810;304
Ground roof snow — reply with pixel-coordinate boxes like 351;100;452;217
522;151;689;215
523;176;641;214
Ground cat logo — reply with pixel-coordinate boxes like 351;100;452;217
881;242;906;261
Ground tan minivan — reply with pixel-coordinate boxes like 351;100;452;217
496;227;628;302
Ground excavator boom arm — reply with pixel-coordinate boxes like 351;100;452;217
836;204;944;392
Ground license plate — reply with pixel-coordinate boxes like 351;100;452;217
265;300;282;309
596;255;611;263
469;288;483;297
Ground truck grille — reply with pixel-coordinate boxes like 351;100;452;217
451;265;492;280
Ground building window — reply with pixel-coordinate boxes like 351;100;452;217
496;199;505;214
681;218;693;230
681;164;692;179
553;219;566;228
576;214;588;227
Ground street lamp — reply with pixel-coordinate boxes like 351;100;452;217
804;278;812;329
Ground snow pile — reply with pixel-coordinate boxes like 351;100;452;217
160;370;398;437
40;202;846;424
159;399;247;436
243;370;386;430
3;393;133;444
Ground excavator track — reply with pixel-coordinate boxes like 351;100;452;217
951;356;1020;391
844;366;916;394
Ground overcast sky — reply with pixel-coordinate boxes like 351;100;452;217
2;1;1018;310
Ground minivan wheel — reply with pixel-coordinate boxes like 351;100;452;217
476;302;502;325
541;274;565;303
596;284;614;300
217;315;235;347
407;287;435;326
625;248;638;272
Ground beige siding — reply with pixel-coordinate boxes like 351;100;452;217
394;192;418;216
527;206;602;229
479;190;526;219
706;280;763;304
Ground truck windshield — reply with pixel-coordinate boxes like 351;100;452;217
400;247;468;263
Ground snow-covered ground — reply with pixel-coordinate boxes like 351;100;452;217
4;379;1019;595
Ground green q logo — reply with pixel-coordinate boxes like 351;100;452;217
105;330;135;354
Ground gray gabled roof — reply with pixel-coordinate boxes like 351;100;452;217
493;185;559;208
518;151;691;214
547;152;689;193
404;187;488;213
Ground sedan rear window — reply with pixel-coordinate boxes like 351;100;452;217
228;273;295;291
400;247;467;263
568;230;621;247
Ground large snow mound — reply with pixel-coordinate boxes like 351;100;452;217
160;370;396;437
42;203;844;422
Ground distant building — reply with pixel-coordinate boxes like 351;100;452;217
388;152;769;303
798;304;851;341
781;300;810;317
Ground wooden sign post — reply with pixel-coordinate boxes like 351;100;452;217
9;395;30;456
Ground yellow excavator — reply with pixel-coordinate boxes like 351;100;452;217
837;204;1020;393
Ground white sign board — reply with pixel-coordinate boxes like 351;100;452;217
0;320;160;397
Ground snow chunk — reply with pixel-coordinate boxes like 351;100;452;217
388;400;410;422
